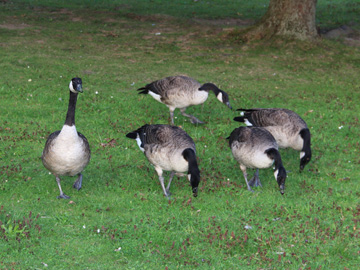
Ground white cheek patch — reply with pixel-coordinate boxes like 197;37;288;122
300;151;305;159
244;118;253;126
274;169;279;180
148;91;162;103
216;92;223;103
187;174;191;182
135;135;144;152
69;81;77;93
240;112;245;116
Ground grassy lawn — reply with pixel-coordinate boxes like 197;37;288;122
1;0;359;269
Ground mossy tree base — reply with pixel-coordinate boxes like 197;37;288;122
240;0;319;42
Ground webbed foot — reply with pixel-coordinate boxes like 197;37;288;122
57;194;70;199
190;117;204;124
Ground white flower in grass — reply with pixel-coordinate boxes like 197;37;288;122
114;247;122;252
338;126;343;129
83;225;86;229
244;225;252;230
28;79;32;82
95;91;99;95
97;229;100;233
131;82;135;86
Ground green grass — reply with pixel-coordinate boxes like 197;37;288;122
1;0;360;269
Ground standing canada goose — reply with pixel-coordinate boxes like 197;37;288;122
42;78;91;199
137;75;232;124
126;124;200;198
228;126;287;194
234;108;311;171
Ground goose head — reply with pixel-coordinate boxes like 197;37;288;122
187;173;200;197
300;151;311;171
274;166;287;195
69;77;83;93
199;83;232;109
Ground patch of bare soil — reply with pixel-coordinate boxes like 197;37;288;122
0;23;30;30
322;25;360;47
192;18;254;27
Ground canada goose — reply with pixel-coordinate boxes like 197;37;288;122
234;108;311;171
126;124;200;198
42;78;91;199
137;75;232;124
228;126;287;194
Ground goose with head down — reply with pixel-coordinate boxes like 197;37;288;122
234;108;311;171
228;126;287;194
126;124;200;198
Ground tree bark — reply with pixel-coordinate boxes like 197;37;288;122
241;0;319;41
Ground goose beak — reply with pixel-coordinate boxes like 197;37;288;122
279;184;285;195
76;84;83;93
192;187;198;197
225;102;232;110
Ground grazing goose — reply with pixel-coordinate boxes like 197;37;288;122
137;75;232;124
42;78;91;199
234;108;311;171
126;124;200;198
228;126;287;194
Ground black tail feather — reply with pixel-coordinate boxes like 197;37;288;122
126;132;137;139
233;116;245;122
137;87;149;94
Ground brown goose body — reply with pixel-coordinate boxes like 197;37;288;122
228;126;287;194
234;108;311;170
138;76;232;124
126;124;200;198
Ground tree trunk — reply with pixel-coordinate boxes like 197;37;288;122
241;0;319;41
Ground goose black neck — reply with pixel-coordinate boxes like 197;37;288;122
64;91;78;126
199;83;220;95
300;128;311;158
265;148;283;171
182;148;200;196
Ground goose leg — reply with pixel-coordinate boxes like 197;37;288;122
169;108;175;125
240;165;254;192
165;171;176;195
249;169;262;187
56;176;70;199
155;167;170;198
180;108;204;124
73;173;83;190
